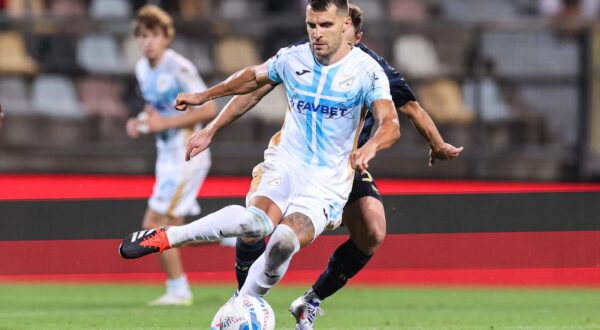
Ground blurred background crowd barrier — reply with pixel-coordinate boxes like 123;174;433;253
2;0;600;181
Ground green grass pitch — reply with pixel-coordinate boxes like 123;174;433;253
0;283;599;329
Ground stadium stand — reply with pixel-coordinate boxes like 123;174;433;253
0;0;595;180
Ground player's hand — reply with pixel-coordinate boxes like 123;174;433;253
174;92;205;111
350;144;377;173
125;117;141;138
186;129;213;161
143;106;167;133
429;143;464;166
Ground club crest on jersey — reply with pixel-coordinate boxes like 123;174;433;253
337;73;355;91
156;74;172;93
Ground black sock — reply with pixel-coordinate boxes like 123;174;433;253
312;239;372;300
235;237;266;290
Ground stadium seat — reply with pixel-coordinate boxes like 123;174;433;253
214;37;261;75
351;0;384;20
0;77;31;114
417;79;474;124
49;0;86;17
0;31;38;75
218;0;253;19
481;31;578;77
78;77;127;118
77;34;127;74
393;34;443;78
389;0;427;22
178;0;208;20
90;0;132;18
31;74;83;118
5;0;45;17
440;0;518;23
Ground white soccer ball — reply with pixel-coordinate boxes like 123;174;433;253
211;294;275;330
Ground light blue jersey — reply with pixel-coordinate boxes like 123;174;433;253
136;49;208;142
136;49;211;216
266;43;392;201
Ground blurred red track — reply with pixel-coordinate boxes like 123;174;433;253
1;232;599;286
2;174;600;200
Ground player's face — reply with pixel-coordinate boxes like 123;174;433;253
306;5;350;60
136;25;170;62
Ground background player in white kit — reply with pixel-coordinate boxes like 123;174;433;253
119;0;399;306
125;5;217;306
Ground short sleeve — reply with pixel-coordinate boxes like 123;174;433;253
266;48;286;84
365;65;392;107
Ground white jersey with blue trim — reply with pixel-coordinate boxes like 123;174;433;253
266;43;392;201
135;49;210;168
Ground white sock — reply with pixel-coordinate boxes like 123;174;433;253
239;224;300;297
167;274;191;297
166;205;273;246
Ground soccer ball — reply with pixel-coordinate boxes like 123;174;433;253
211;294;275;330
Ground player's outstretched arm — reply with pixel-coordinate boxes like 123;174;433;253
174;62;272;111
144;101;218;134
185;84;276;161
398;101;464;166
350;99;400;172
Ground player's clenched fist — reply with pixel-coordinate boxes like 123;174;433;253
350;144;377;173
174;92;206;111
185;129;213;161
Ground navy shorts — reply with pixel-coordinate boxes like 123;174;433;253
346;170;382;206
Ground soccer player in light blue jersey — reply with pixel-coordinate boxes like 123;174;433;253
119;0;400;312
217;4;463;328
125;5;217;306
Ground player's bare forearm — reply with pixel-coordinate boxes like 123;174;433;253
399;101;445;151
204;84;276;137
367;99;401;151
175;63;272;111
351;100;400;172
163;101;217;129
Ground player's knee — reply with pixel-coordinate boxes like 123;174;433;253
369;227;386;248
351;227;386;255
238;206;274;238
354;228;386;255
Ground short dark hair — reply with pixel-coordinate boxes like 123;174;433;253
349;4;363;34
307;0;349;14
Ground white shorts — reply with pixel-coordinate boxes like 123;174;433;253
149;128;211;218
246;158;345;240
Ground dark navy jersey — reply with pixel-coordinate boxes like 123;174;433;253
279;39;416;148
355;43;416;148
